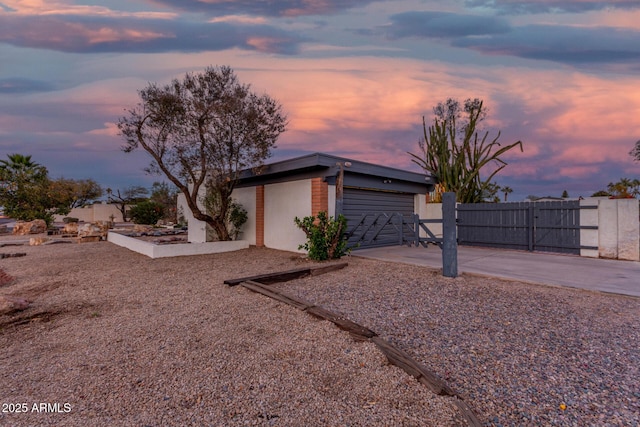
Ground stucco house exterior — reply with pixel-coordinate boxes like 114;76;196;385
180;152;435;253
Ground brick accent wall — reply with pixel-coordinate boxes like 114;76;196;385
311;177;329;217
256;185;265;247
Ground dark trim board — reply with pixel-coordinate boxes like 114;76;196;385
235;152;434;194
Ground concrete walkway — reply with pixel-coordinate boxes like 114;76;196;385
352;245;640;298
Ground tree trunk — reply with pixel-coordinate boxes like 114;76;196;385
209;218;231;241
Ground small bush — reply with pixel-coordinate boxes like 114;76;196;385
229;202;248;240
129;200;164;225
63;217;79;224
294;211;349;261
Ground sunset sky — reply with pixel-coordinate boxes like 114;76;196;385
1;0;639;201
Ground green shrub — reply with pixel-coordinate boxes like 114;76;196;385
63;217;79;224
294;211;349;261
129;200;164;225
229;201;248;240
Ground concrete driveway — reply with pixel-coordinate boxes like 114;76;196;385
352;245;640;297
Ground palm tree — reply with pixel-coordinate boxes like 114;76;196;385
0;154;46;180
606;178;639;198
502;186;513;202
631;140;640;162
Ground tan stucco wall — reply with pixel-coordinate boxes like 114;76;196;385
416;196;443;238
54;203;128;223
264;179;312;253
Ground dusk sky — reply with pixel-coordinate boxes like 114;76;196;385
1;0;639;201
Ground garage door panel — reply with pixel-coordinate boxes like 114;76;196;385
344;188;414;248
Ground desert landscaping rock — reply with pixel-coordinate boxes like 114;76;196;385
0;237;463;426
12;219;47;235
0;295;30;314
77;223;108;240
271;260;640;426
63;222;79;234
1;234;637;426
29;237;50;246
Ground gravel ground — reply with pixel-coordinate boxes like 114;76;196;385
1;238;464;427
271;256;640;426
2;236;639;426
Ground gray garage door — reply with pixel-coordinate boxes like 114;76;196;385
343;187;415;248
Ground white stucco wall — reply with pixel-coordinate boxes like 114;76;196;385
328;184;336;218
596;198;639;261
616;199;640;261
108;231;248;258
264;179;312;253
178;186;256;244
177;193;208;243
231;187;256;245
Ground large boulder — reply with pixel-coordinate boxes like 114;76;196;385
62;222;79;234
0;295;31;315
93;221;111;233
12;219;47;235
29;237;50;246
77;223;108;240
133;224;154;233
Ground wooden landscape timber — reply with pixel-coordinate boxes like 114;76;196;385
240;280;314;311
0;253;26;259
225;265;483;427
304;306;377;341
223;262;348;286
370;336;454;396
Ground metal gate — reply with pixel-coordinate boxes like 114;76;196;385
457;201;597;254
345;213;442;249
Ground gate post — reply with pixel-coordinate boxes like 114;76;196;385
442;192;458;278
528;205;535;252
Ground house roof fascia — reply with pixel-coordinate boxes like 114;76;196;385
236;152;434;187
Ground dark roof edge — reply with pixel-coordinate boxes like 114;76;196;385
238;152;434;185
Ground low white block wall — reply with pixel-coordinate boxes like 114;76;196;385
596;198;639;261
108;231;249;259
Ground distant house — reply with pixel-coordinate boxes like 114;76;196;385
180;152;435;252
53;202;129;223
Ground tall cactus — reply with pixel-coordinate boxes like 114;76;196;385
409;99;523;203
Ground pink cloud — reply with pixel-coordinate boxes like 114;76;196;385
1;0;176;19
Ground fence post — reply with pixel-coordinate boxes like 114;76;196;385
528;204;535;251
442;192;458;278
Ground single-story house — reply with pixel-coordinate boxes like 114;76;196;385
180;152;435;252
